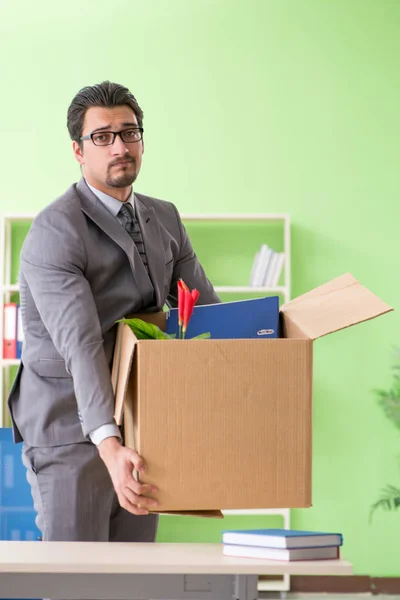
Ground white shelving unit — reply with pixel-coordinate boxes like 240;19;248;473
1;212;292;593
181;213;291;594
181;213;291;304
0;213;36;427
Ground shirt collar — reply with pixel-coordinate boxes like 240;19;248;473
86;181;135;218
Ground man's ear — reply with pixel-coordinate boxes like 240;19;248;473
72;141;84;165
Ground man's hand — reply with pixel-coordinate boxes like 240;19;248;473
98;437;158;515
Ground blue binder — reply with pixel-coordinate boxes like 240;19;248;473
166;296;280;339
0;428;41;542
16;305;23;359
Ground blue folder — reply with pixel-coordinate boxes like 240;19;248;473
0;428;41;542
166;296;280;339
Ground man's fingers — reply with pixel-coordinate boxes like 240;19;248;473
125;481;157;497
127;448;146;472
102;445;159;516
118;493;149;516
122;486;158;511
120;464;157;495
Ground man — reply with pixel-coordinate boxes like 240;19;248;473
8;81;220;543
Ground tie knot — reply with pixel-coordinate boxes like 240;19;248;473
119;202;134;220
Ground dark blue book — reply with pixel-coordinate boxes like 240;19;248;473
222;528;343;549
166;296;280;339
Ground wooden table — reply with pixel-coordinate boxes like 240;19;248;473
0;541;353;600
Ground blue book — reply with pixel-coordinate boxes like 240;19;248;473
0;428;41;542
222;528;343;549
166;296;280;339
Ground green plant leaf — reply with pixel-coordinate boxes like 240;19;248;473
373;347;400;431
374;385;400;432
117;318;210;341
117;318;176;340
191;332;211;339
370;484;400;522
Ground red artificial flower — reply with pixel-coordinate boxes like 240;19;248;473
178;279;200;338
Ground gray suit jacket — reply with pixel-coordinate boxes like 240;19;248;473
8;178;220;446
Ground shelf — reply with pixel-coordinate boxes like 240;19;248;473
1;285;288;295
1;284;19;292
2;285;286;296
181;213;289;221
1;214;36;221
2;212;287;221
258;579;289;592
2;359;20;367
215;286;287;294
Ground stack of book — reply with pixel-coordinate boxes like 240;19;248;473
249;244;285;288
222;528;343;562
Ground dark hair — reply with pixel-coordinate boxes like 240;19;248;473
67;81;144;143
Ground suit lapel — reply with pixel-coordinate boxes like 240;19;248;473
76;179;155;307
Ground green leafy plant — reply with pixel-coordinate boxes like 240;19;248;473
118;318;210;340
370;484;400;517
118;318;176;340
370;349;400;521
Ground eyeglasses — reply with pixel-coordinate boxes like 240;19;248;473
80;127;144;146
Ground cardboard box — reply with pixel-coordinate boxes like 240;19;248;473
113;273;392;517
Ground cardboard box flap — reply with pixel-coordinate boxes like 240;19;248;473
113;323;138;426
112;312;166;425
280;273;393;340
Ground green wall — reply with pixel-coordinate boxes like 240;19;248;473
1;0;399;576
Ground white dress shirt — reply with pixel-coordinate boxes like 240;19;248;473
86;182;135;446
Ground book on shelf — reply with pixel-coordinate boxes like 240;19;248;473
16;304;24;359
222;543;340;562
222;528;343;549
2;303;23;360
250;244;273;286
264;252;285;287
249;245;285;288
3;303;18;359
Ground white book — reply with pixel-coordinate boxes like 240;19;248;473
223;544;340;562
248;250;260;286
260;248;273;286
270;252;285;287
263;251;278;287
252;244;269;286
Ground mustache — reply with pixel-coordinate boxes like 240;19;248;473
109;157;135;167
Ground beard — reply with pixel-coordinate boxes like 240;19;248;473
106;158;137;188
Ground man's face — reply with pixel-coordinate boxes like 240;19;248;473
73;105;144;197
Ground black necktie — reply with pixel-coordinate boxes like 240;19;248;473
118;202;150;275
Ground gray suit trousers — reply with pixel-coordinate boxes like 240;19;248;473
22;442;158;542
